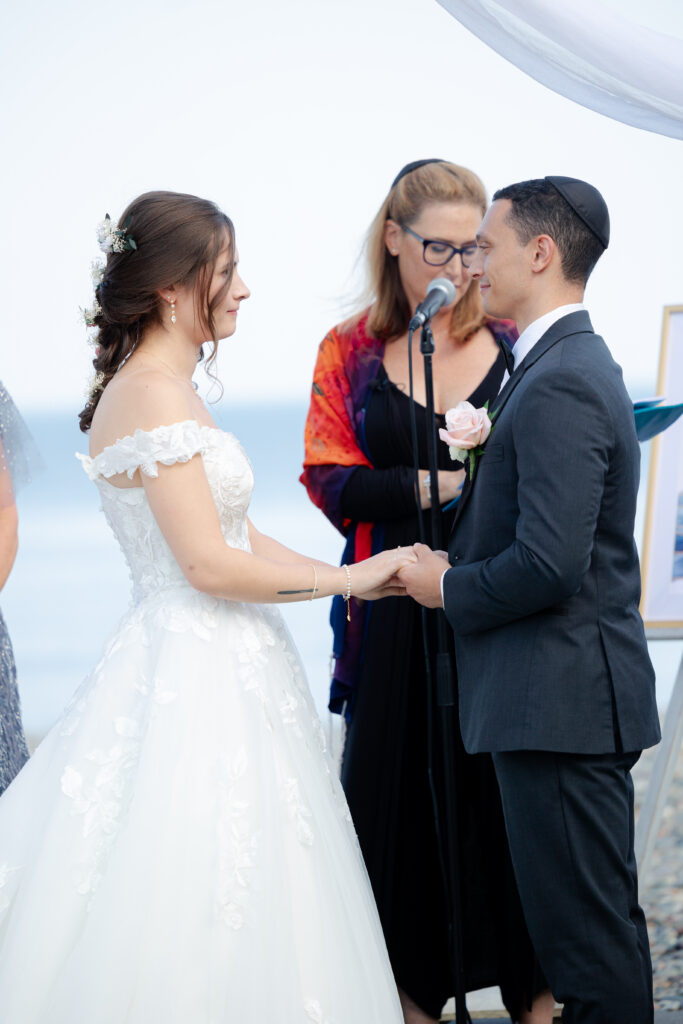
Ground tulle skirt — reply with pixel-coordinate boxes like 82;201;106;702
0;588;402;1022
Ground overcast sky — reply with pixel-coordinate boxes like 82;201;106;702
2;0;682;412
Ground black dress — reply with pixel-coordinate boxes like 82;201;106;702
339;351;543;1020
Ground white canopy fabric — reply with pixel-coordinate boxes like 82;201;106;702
436;0;683;139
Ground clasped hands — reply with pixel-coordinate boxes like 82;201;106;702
396;543;448;608
351;543;448;607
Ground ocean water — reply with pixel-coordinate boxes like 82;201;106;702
2;406;680;741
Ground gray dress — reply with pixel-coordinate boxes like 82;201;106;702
0;382;40;794
0;608;29;794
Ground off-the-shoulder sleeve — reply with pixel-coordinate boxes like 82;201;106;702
77;420;212;481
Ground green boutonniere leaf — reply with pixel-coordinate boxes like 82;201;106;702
468;450;477;480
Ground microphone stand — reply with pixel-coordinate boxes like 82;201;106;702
419;320;470;1024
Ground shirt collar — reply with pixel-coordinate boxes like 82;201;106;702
513;303;586;369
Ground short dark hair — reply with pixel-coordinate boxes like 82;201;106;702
493;179;605;285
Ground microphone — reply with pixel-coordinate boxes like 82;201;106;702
409;277;456;331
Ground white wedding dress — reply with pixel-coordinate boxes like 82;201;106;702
0;421;402;1023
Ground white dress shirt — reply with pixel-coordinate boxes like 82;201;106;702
498;302;586;392
439;302;586;604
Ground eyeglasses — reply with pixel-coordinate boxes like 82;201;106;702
401;224;478;268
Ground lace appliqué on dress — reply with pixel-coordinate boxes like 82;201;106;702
77;422;254;604
77;420;215;481
216;746;258;930
61;716;143;899
305;999;334;1024
283;777;314;847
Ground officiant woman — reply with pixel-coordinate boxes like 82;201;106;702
301;160;554;1024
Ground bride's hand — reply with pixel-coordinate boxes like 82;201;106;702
349;547;417;601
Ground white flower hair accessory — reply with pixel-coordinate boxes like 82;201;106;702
90;259;105;286
85;369;106;401
80;299;101;329
96;214;137;254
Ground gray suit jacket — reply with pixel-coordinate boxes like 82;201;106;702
443;310;660;755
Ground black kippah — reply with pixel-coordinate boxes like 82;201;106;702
391;159;447;190
545;176;610;249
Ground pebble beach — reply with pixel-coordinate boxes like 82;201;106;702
637;744;683;1012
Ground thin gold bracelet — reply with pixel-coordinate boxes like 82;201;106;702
342;564;352;621
309;564;318;601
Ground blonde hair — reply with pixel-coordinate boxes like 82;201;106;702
355;161;489;343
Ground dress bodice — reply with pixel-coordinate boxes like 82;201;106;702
78;421;254;603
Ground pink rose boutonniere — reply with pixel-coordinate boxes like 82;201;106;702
439;401;494;480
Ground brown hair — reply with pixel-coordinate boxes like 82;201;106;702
354;161;488;343
78;190;234;433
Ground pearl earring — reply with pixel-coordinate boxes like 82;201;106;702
170;299;176;325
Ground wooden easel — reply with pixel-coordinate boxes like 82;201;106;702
635;628;683;880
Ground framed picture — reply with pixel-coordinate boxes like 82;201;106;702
641;305;683;629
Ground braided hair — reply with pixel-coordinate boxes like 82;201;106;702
79;191;234;433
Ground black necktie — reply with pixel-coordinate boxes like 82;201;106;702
497;336;514;376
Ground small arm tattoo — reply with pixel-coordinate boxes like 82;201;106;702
277;588;315;595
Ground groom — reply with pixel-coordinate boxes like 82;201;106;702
400;177;660;1023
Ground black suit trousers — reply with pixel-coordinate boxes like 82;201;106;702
491;749;653;1024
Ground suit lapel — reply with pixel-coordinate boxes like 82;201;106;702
451;311;593;533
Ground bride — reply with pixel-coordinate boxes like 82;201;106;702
0;191;413;1022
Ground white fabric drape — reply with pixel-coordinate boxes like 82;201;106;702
436;0;683;139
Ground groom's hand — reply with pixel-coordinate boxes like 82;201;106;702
397;543;449;609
